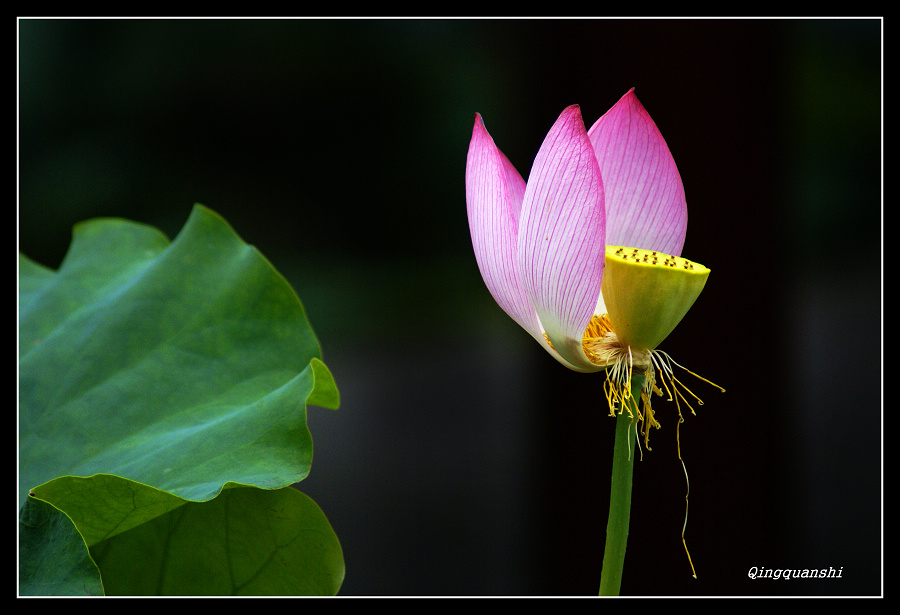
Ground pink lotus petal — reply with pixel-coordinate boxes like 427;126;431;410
465;113;545;343
588;88;687;256
518;105;606;369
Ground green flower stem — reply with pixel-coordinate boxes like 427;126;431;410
598;372;645;596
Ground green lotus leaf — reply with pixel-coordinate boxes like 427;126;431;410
18;205;342;595
18;495;104;596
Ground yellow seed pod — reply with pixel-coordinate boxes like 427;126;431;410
601;246;710;352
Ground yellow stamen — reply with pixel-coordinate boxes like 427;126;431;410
581;312;615;361
583;318;724;450
681;458;697;579
579;313;723;579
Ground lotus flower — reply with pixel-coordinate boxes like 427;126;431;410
466;89;717;428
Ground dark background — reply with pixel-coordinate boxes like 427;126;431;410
18;18;881;596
